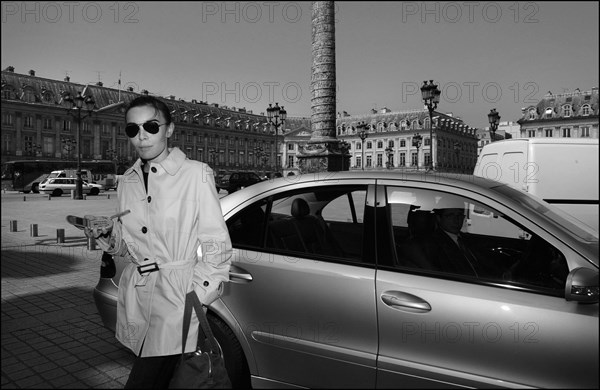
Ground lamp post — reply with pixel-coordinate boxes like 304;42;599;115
488;108;501;142
356;121;369;170
266;103;286;175
62;91;95;199
412;133;423;171
421;80;441;170
385;146;394;169
61;137;76;160
209;149;218;169
453;142;462;172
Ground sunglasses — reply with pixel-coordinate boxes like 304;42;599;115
125;121;167;138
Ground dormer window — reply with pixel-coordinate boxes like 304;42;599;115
562;104;572;117
581;104;591;116
544;107;554;118
528;108;536;120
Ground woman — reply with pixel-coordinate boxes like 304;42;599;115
85;95;232;388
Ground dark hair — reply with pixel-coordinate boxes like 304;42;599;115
125;95;172;124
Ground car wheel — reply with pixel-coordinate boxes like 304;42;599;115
90;188;99;196
208;314;251;389
32;183;39;193
52;189;63;197
23;190;31;194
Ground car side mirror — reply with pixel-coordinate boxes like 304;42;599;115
565;267;599;303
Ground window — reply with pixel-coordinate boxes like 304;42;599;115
377;141;383;149
528;108;536;120
545;129;553;137
366;155;372;168
581;105;590;116
3;113;14;126
544;107;554;118
356;142;362;150
377;154;383;167
24;116;34;128
562;128;571;138
226;185;367;262
386;186;569;293
400;140;406;148
528;130;536;137
62;120;71;132
411;152;418;166
388;140;394;148
399;152;406;167
366;141;372;150
562;105;572;117
580;126;590;138
43;118;53;130
356;156;362;168
287;143;294;151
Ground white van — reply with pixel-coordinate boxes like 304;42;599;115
473;138;599;231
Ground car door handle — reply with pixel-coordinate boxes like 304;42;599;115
381;291;431;312
229;265;253;283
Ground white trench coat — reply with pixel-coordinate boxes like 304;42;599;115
108;147;232;357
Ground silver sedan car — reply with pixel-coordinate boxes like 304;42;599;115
93;171;599;388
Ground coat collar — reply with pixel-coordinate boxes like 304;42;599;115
125;147;186;177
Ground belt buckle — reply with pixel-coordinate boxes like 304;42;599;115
137;262;159;275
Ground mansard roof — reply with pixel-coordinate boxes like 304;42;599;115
1;69;266;121
519;88;599;122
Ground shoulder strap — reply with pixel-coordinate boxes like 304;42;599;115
180;291;220;355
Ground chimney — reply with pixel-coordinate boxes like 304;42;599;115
169;95;176;100
29;69;35;76
64;76;70;82
4;66;15;72
141;89;149;95
127;86;134;92
96;81;103;86
191;99;197;104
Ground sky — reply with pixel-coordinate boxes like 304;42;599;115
1;1;598;128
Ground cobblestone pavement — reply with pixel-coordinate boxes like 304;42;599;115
1;192;135;389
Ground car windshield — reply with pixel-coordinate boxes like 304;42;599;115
494;184;598;243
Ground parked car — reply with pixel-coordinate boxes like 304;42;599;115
93;171;598;388
217;171;263;193
39;177;100;196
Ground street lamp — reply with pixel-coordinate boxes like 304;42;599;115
209;149;218;169
62;91;95;199
412;133;423;171
385;146;394;169
266;103;286;175
453;142;462;172
421;80;441;170
356;121;369;170
61;137;76;160
488;108;501;142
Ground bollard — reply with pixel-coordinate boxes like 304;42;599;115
71;190;75;200
9;220;17;232
87;236;97;250
30;224;38;237
23;196;26;201
48;194;51;200
56;229;65;244
107;194;110;200
83;194;87;200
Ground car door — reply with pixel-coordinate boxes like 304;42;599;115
374;182;598;388
222;180;379;388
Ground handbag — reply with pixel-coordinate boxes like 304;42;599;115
169;291;232;389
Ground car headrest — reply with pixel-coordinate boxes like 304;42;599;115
407;209;435;237
291;198;310;219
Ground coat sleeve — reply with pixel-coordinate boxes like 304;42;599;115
192;168;233;306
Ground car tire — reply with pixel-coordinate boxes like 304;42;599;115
52;189;63;197
208;314;251;389
31;183;39;193
90;188;99;196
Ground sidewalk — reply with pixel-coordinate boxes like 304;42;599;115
1;192;135;389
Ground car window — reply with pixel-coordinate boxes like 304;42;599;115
227;185;368;263
386;186;569;294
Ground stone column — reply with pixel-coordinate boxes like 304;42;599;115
297;1;349;173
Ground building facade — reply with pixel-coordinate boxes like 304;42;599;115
283;108;478;174
1;67;281;174
517;88;599;139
